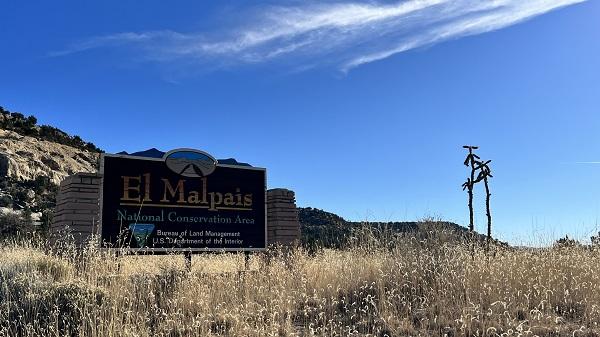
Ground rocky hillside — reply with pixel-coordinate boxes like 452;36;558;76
0;129;98;185
0;106;100;233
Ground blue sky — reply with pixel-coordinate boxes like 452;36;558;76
1;0;599;244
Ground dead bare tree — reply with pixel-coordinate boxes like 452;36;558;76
462;145;479;233
462;146;494;253
474;159;493;250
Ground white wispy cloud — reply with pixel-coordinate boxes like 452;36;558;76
51;0;586;71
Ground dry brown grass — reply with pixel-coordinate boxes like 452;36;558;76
1;228;600;337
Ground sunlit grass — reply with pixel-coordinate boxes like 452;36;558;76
1;227;600;336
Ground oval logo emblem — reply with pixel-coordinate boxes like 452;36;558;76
164;149;217;177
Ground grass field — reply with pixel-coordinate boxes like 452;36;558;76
1;228;599;337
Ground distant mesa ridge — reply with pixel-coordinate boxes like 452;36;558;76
298;207;508;248
116;148;252;167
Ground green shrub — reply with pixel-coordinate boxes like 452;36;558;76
0;212;33;238
0;196;11;208
554;235;580;248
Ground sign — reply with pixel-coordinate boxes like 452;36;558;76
99;149;266;252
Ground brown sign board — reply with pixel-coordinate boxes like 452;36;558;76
99;149;267;252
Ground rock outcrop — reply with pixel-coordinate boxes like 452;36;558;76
0;129;98;184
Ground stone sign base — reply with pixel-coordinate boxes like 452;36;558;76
267;189;300;245
51;173;101;245
50;173;300;248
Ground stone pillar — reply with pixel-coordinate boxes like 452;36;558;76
267;188;300;246
51;172;101;245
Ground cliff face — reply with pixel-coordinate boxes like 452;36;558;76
0;129;98;185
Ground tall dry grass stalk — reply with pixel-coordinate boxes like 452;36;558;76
1;226;600;337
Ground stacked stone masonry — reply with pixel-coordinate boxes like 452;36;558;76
51;173;300;247
266;188;300;246
51;172;102;245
